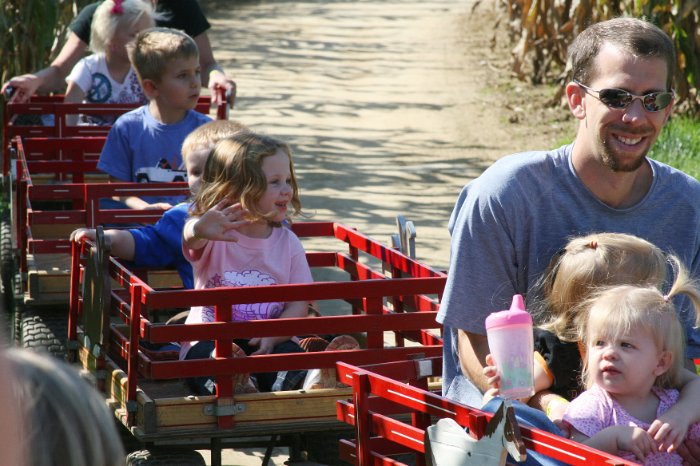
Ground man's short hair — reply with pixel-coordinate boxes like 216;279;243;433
568;17;676;89
128;27;199;83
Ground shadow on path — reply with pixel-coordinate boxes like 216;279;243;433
202;0;550;269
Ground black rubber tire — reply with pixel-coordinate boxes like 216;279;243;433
6;271;23;344
126;448;205;466
1;206;14;309
20;307;68;358
303;430;354;466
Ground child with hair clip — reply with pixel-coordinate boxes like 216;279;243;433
564;259;700;464
482;233;700;465
180;131;313;395
64;0;163;126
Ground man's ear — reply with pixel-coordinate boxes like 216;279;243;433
141;79;158;99
566;82;586;120
654;350;673;376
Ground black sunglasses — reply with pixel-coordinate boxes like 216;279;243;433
574;80;674;112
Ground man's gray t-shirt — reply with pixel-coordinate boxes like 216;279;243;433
437;144;700;406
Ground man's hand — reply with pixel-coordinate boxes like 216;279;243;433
1;74;39;103
208;70;236;106
677;437;700;465
612;425;656;462
649;411;691;454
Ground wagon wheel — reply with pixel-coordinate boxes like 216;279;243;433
20;306;68;358
1;204;15;309
8;271;24;344
301;429;355;466
125;448;205;466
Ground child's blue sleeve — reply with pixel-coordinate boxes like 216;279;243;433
129;204;192;288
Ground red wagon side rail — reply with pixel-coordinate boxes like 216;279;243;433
335;358;638;466
68;221;446;439
11;134;190;302
3;89;233;176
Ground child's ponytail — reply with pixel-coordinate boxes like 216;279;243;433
665;255;700;328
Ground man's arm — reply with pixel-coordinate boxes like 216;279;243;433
2;32;87;102
457;329;491;393
193;32;235;104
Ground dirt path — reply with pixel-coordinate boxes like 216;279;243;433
204;0;569;271
197;1;568;463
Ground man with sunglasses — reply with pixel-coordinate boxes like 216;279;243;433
438;17;700;464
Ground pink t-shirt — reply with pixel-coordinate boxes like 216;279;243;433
179;226;313;359
564;384;700;465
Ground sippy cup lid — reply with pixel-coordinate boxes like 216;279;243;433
485;294;532;329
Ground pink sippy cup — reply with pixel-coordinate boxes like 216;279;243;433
485;294;534;399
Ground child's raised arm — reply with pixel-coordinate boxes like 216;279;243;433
183;200;250;250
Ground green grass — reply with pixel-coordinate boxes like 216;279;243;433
649;116;700;180
555;116;700;180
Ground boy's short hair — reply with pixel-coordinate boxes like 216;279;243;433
181;119;250;162
128;27;199;83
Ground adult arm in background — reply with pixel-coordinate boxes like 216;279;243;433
2;0;235;104
1;32;87;103
438;157;537;403
194;32;235;105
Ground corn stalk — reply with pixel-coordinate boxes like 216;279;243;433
0;0;93;87
501;0;700;114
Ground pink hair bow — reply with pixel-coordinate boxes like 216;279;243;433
111;0;124;14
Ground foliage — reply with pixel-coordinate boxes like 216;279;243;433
1;0;92;89
649;116;700;180
497;0;700;115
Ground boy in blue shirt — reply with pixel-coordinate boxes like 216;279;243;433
97;27;212;210
73;119;248;288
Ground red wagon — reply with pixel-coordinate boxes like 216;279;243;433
335;358;641;466
0;92;231;351
68;220;446;465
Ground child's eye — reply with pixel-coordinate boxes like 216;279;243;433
621;341;634;349
594;340;605;347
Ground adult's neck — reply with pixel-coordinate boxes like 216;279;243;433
148;100;188;125
571;142;652;209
